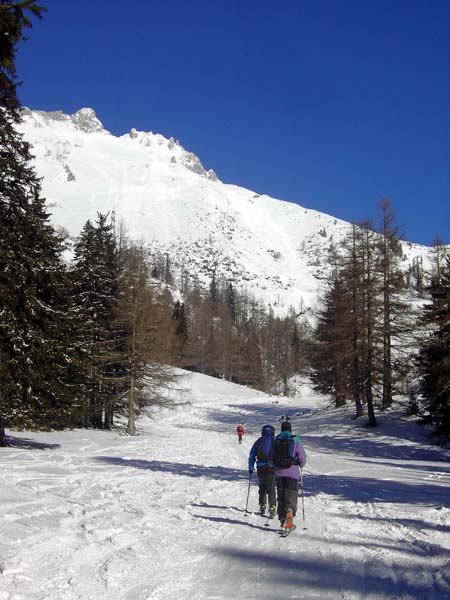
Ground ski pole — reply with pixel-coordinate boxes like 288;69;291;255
300;467;306;529
244;471;252;515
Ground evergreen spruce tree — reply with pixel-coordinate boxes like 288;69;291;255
71;214;119;428
418;254;450;442
312;275;352;407
0;1;81;444
172;300;188;364
208;270;219;315
226;282;236;321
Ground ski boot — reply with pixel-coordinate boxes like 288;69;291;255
285;508;294;530
259;504;266;516
268;505;276;519
279;508;296;536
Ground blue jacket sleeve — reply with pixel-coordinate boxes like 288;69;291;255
248;438;260;471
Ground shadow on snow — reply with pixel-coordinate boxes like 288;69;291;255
3;435;60;450
335;511;450;536
206;402;303;436
302;431;449;463
193;513;276;533
93;455;248;481
303;471;449;506
94;456;449;507
216;546;448;600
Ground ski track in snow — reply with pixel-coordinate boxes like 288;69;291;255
1;372;449;600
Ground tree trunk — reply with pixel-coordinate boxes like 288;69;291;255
382;253;393;409
127;375;136;435
366;339;377;427
335;364;347;407
0;423;7;447
366;375;377;427
104;398;114;430
382;334;393;409
354;394;364;418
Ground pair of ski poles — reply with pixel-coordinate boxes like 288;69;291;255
244;468;306;529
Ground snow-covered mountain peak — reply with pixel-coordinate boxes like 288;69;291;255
17;108;432;314
70;108;105;133
123;126;218;181
22;107;106;134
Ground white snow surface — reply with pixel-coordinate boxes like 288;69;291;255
17;108;433;314
1;371;449;600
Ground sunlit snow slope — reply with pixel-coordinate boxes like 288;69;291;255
18;108;431;313
1;371;449;599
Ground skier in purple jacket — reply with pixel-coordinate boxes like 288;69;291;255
273;420;307;531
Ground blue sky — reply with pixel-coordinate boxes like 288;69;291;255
16;0;449;246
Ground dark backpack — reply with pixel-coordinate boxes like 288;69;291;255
273;435;295;468
256;425;275;463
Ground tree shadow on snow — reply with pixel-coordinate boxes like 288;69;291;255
335;512;450;536
4;435;60;450
304;532;450;559
206;402;304;436
302;432;449;463
94;456;247;481
303;471;450;507
343;455;450;471
216;546;446;599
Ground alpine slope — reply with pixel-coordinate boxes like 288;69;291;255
17;108;432;315
1;370;449;600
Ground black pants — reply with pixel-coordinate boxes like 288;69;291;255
257;468;276;507
276;477;298;520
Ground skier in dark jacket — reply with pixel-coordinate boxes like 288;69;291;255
248;424;277;517
273;420;307;532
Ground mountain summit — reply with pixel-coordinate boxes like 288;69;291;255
18;108;428;313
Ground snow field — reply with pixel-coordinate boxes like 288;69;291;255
0;371;449;599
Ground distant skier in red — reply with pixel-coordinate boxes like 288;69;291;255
236;424;245;444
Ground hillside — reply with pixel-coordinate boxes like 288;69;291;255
18;108;431;313
1;371;449;599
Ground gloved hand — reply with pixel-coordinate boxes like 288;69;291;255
248;468;254;474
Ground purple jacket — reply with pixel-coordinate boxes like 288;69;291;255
274;432;307;480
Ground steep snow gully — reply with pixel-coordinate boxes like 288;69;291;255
1;371;449;600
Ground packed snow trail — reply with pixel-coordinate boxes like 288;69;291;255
1;371;449;600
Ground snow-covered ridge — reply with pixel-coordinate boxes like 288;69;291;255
22;107;106;133
18;108;432;313
21;107;218;180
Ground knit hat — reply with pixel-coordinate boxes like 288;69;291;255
281;421;292;432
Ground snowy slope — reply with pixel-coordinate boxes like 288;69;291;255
17;108;432;313
1;372;449;600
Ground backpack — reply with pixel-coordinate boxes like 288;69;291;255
273;435;295;468
256;425;275;463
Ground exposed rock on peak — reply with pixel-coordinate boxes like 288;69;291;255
21;107;105;133
70;108;104;133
